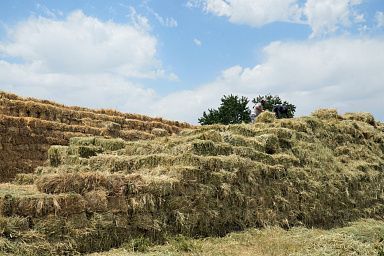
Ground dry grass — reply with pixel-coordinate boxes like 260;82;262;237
88;219;384;256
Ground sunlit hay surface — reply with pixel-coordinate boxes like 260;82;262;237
0;108;383;255
255;111;276;123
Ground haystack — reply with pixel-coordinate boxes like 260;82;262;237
0;91;192;182
0;108;383;255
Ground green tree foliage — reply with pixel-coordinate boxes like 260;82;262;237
198;94;251;125
252;94;296;118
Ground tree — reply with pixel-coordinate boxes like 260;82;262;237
252;94;296;118
198;94;251;125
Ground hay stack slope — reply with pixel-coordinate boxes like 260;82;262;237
0;91;191;181
0;108;383;254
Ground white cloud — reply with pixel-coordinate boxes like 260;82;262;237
304;0;362;37
0;10;177;118
0;10;171;78
376;11;384;28
188;0;364;37
150;38;384;123
35;3;57;18
152;12;178;28
193;38;202;46
0;61;156;114
188;0;302;27
141;2;178;28
353;13;365;23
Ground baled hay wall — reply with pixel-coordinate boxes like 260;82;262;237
0;109;382;254
0;91;192;181
0;91;190;128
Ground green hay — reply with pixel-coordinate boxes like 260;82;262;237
47;146;69;167
70;145;103;158
70;137;126;151
191;140;233;156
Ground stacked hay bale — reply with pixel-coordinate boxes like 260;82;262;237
0;91;191;181
0;108;383;254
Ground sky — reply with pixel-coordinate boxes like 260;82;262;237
0;0;383;124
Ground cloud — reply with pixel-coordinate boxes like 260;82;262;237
193;38;202;46
150;37;384;123
188;0;302;27
140;1;178;28
151;11;178;28
0;10;173;79
0;10;176;118
376;11;384;28
0;61;156;113
1;8;382;126
304;0;363;37
188;0;364;37
141;1;178;28
35;3;58;18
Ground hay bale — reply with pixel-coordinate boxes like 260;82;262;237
192;140;233;156
69;137;96;146
47;146;69;167
151;128;169;137
256;111;276;123
256;134;280;154
198;130;223;142
312;109;342;120
69;137;126;151
13;174;38;185
3;100;384;254
105;121;121;131
0;184;86;217
69;145;102;158
84;190;108;212
0;91;190;181
344;112;376;126
35;172;139;196
119;130;155;141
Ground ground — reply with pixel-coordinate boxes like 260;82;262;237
89;219;384;256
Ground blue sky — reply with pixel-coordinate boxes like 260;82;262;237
0;0;383;123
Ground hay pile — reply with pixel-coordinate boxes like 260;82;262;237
0;108;383;254
0;91;191;181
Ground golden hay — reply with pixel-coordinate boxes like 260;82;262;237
255;111;276;123
343;112;376;126
312;108;342;120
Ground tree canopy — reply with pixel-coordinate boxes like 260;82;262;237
198;94;251;125
198;94;296;125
